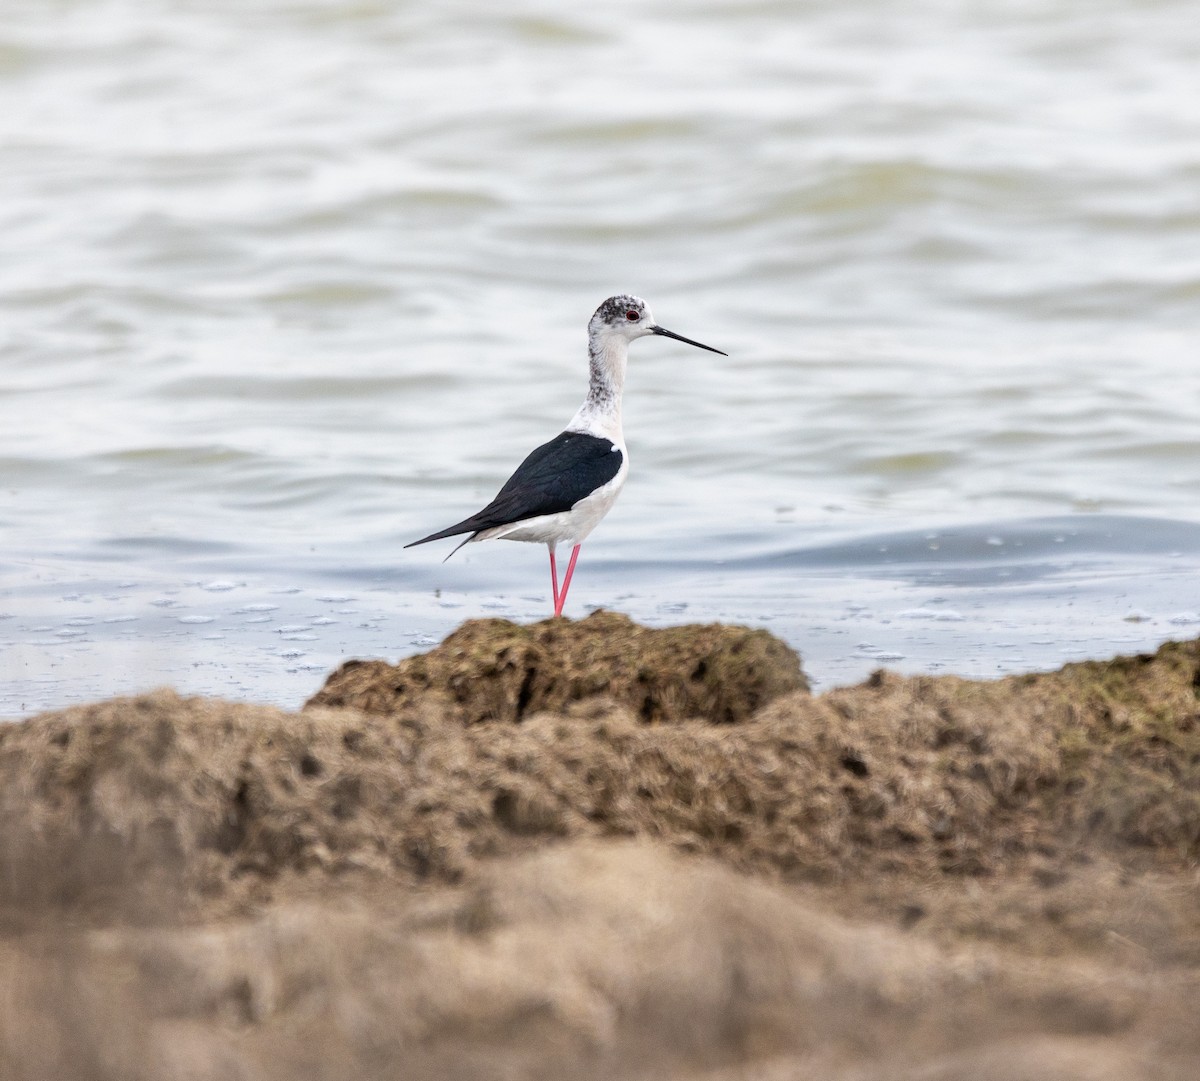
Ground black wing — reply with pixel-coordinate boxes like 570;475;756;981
405;431;623;547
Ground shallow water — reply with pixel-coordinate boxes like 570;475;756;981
3;1;1200;716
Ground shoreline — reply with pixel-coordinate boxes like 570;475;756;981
3;613;1199;1079
7;511;1200;718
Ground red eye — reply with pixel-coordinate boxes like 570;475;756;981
625;309;640;321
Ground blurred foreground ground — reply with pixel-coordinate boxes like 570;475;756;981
2;612;1199;1080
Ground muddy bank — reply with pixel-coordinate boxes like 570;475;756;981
2;613;1199;1080
6;840;1197;1081
308;610;809;724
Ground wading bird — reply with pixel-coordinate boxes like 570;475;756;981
406;295;725;616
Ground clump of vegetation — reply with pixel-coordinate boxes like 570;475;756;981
307;609;808;724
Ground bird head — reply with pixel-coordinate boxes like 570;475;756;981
589;294;726;355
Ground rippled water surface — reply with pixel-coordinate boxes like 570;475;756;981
3;1;1199;714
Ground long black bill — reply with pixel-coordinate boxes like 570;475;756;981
650;324;727;356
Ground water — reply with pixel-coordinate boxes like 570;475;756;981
3;1;1200;716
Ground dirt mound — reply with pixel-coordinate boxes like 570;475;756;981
2;637;1199;924
306;609;807;724
4;841;1197;1081
3;623;1200;1079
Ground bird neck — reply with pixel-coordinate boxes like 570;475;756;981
567;333;627;440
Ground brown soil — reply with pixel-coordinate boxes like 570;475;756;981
308;609;808;724
2;613;1199;1080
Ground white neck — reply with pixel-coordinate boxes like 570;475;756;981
566;330;627;442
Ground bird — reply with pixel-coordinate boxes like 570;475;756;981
405;294;726;617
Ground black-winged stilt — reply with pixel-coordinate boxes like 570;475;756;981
406;295;726;616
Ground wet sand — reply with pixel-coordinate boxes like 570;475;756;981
2;611;1199;1080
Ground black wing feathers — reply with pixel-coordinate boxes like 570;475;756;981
406;431;622;547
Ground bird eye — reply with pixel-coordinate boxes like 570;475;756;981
625;310;640;321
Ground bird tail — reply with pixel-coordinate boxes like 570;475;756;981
441;534;475;562
405;522;479;562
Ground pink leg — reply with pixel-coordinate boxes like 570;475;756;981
553;544;582;618
548;546;560;611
